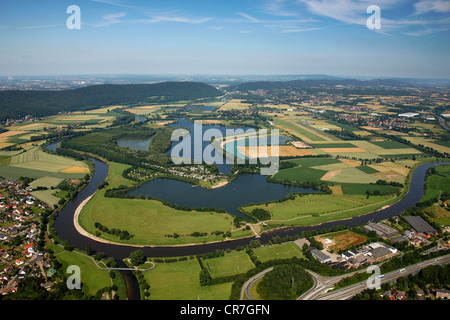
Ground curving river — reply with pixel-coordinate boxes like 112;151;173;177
54;157;450;260
49;136;449;299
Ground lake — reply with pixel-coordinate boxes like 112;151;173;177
128;174;318;217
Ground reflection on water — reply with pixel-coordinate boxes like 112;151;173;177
128;174;318;217
117;137;153;151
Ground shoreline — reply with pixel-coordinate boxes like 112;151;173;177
73;192;255;248
68;158;450;253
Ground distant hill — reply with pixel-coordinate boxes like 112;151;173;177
0;81;222;121
226;78;409;92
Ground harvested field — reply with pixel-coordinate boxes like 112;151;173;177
316;231;368;252
0;130;28;138
320;169;342;181
243;145;317;158
326;167;379;184
339;159;362;167
60;166;90;174
28;176;64;189
329;185;344;195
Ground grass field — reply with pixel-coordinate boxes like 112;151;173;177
79;162;237;246
31;190;61;207
80;194;236;246
203;251;255;278
421;164;450;202
52;247;112;297
252;242;304;263
423;205;450;226
142;258;232;300
243;193;396;226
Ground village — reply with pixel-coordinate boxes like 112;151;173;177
0;178;53;295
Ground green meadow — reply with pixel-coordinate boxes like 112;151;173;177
202;251;255;278
142;258;232;300
252;242;304;263
242;193;397;226
78;162;238;246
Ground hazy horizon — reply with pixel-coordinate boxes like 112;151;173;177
1;0;449;79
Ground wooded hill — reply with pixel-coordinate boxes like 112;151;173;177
0;81;222;121
226;79;415;96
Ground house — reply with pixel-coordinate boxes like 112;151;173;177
436;289;450;299
394;290;407;300
15;259;24;266
24;243;35;253
2;287;17;295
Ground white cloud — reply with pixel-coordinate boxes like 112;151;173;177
405;26;449;36
236;12;261;23
91;0;132;8
264;0;299;17
281;26;323;32
95;12;126;27
414;0;450;15
141;15;213;24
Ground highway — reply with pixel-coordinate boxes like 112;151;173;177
241;254;450;300
311;254;450;300
432;112;450;132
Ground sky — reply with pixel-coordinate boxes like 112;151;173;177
0;0;449;78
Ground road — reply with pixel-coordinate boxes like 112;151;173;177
241;267;273;300
432;112;450;132
241;254;450;300
309;254;450;300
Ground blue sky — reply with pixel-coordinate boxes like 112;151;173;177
0;0;449;78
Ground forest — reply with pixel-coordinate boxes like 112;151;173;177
0;82;222;121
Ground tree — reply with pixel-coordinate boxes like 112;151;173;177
129;250;146;267
199;268;212;286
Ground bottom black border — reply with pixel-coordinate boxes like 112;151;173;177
0;300;446;318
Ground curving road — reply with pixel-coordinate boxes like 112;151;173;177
303;254;450;300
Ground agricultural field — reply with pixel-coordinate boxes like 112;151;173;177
202;251;255;278
274;118;332;142
315;230;368;252
273;157;397;185
0;108;124;148
142;258;232;300
0;146;89;180
311;140;422;160
219;99;251;111
403;136;450;155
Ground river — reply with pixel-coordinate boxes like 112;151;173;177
53;157;450;259
49;129;450;300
